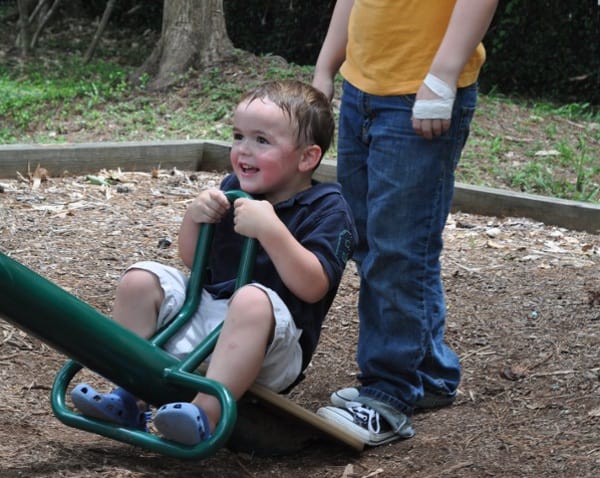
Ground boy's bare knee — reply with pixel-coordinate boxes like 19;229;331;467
113;269;163;337
228;285;273;328
230;285;270;308
117;268;162;300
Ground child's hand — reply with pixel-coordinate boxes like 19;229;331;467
232;198;277;239
412;73;456;140
187;188;230;224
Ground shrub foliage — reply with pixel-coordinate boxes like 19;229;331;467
480;0;598;106
224;0;598;106
4;0;597;106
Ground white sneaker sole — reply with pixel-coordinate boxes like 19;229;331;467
316;406;399;446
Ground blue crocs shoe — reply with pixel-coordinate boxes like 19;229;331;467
154;402;211;446
70;383;149;430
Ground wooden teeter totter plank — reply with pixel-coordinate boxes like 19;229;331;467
245;383;364;452
195;362;364;454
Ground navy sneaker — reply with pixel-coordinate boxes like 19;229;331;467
317;401;414;446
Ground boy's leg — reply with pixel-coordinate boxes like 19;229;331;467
112;268;164;338
321;84;472;445
193;285;275;430
71;262;186;427
154;284;277;443
70;268;162;428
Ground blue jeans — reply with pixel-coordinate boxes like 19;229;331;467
337;80;477;415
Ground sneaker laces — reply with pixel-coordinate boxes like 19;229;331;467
142;408;153;425
345;401;384;434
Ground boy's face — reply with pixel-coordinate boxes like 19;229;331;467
231;97;314;204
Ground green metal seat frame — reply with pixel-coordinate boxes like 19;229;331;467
0;190;257;459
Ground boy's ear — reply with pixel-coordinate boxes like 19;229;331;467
298;144;322;172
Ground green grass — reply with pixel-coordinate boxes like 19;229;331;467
0;58;130;140
0;50;598;203
457;92;599;202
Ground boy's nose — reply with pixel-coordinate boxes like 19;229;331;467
239;139;252;154
234;137;252;155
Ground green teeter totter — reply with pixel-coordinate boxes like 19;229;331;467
0;189;363;459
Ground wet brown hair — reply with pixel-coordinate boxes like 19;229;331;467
238;80;335;163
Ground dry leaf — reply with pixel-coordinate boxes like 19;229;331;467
534;149;560;156
342;464;355;478
34;165;49;180
501;364;528;381
31;165;49;190
485;227;502;238
486;240;506;249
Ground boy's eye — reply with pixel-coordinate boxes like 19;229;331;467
256;136;269;145
233;132;243;141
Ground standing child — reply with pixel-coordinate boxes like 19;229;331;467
312;0;499;446
71;80;357;446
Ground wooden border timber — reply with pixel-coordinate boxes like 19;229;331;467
451;183;599;235
0;140;206;176
0;141;598;234
314;159;599;234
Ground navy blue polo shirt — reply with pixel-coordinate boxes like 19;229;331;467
204;174;357;371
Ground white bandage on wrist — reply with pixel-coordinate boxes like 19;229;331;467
412;73;456;120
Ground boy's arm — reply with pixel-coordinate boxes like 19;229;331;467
413;0;498;139
429;0;499;88
233;198;330;304
312;0;354;100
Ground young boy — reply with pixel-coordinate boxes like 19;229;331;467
312;0;497;445
71;80;357;446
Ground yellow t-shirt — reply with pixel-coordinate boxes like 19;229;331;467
340;0;486;95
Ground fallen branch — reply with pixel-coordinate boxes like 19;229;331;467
530;369;576;378
459;344;493;362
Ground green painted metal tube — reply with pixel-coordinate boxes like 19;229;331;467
51;360;235;459
0;190;257;459
0;250;180;403
152;189;257;349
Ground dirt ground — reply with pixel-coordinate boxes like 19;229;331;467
0;169;598;478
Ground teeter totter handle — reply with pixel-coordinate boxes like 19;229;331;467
0;190;256;459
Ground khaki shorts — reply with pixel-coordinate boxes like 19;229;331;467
127;261;303;393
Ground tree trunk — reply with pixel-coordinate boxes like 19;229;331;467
30;0;62;49
132;0;234;91
16;0;31;56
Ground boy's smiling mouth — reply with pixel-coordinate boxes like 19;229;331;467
240;163;259;174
